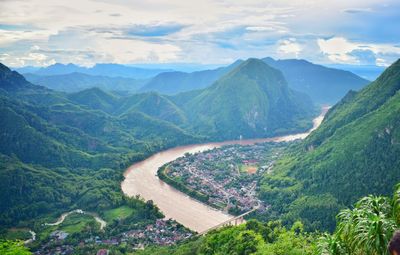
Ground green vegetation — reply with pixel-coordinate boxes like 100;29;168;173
0;229;31;241
103;206;135;223
0;240;32;255
139;60;243;95
59;214;99;234
258;59;400;231
24;72;145;93
182;58;317;140
136;183;400;255
0;62;202;229
317;184;400;255
135;220;317;255
2;56;393;254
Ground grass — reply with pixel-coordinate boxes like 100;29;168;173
38;213;99;240
1;228;31;240
103;206;135;223
239;164;258;174
59;214;98;234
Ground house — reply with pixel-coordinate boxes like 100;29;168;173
50;230;69;240
96;249;109;255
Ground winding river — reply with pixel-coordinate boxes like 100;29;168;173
122;107;329;233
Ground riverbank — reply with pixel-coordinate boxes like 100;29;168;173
122;106;329;233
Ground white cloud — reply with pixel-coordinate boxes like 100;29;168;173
277;38;302;57
0;0;399;66
317;37;400;66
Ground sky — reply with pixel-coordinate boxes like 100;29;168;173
0;0;399;68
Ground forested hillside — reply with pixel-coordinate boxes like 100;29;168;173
0;60;315;228
182;58;316;140
0;63;199;227
24;72;146;93
136;182;400;255
259;59;400;231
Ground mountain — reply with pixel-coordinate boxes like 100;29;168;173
13;66;40;74
68;88;187;126
181;58;317;140
116;93;188;126
29;63;172;79
0;63;37;92
0;60;318;230
326;64;385;81
140;60;243;95
262;57;369;104
23;72;146;93
0;63;200;227
259;59;400;231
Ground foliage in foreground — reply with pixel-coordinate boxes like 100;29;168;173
0;240;31;255
135;220;317;255
318;183;400;255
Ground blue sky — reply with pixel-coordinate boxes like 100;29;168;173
0;0;399;67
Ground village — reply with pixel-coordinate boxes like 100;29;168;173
33;219;192;255
165;142;286;215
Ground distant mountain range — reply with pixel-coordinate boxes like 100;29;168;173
17;59;370;104
139;60;243;94
23;72;146;93
142;58;370;104
17;63;172;79
262;57;369;104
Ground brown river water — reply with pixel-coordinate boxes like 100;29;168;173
122;106;329;233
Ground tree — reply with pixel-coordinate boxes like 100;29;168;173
318;184;400;255
0;240;31;255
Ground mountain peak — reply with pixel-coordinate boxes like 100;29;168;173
0;62;11;73
0;62;35;91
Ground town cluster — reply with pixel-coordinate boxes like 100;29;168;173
34;219;192;255
165;142;285;214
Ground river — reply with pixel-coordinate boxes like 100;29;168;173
121;106;329;233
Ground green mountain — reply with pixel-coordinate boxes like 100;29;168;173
139;60;243;95
23;72;146;93
182;58;317;140
0;60;317;230
67;87;120;113
262;57;369;104
259;59;400;231
116;92;188;126
0;63;200;227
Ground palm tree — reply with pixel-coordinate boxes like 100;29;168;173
319;190;400;255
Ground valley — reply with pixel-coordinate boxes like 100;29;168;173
121;107;328;233
1;1;399;254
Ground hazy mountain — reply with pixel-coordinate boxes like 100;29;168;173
13;66;40;74
262;57;369;104
23;72;146;93
182;58;317;139
326;64;385;81
140;60;243;95
28;63;172;79
259;59;400;231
